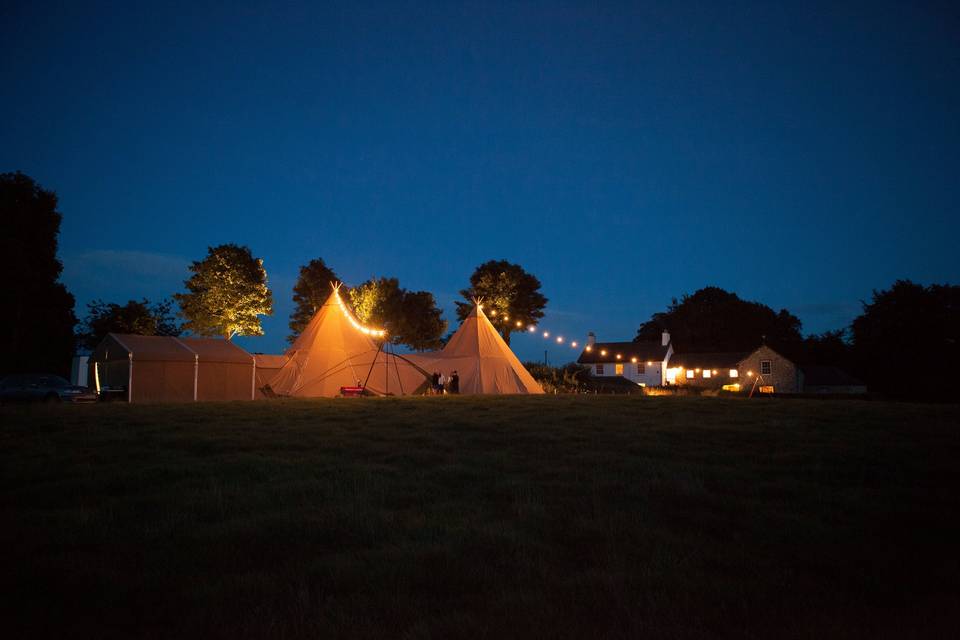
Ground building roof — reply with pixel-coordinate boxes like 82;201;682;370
801;365;865;387
667;351;748;370
577;341;669;365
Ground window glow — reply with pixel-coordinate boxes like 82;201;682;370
703;369;712;378
686;369;695;379
615;363;624;375
730;369;738;377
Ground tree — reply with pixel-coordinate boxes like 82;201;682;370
634;286;803;356
799;329;852;367
456;260;548;345
349;277;446;350
0;171;76;376
396;290;447;351
850;280;959;398
288;258;340;343
174;244;273;340
349;277;405;331
78;298;182;351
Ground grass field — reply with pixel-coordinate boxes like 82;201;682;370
2;396;959;639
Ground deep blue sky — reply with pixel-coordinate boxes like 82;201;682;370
2;1;958;362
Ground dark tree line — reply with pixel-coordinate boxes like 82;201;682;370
1;172;76;377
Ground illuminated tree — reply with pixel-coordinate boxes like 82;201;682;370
0;171;76;376
349;277;446;350
174;244;273;340
456;260;547;345
78;298;181;350
288;258;340;343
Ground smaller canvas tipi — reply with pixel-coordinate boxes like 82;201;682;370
268;285;429;397
408;302;544;394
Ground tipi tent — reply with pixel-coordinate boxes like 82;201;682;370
407;303;544;395
268;287;429;397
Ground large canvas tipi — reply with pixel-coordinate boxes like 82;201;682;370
408;303;544;395
268;287;429;397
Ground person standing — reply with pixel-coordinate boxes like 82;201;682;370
450;370;460;394
438;372;447;394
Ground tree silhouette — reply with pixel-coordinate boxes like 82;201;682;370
288;258;340;343
1;171;76;376
78;298;181;351
851;280;959;398
635;286;802;356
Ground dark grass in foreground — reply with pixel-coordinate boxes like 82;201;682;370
2;396;959;639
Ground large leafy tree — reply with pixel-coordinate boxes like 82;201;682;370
396;291;447;351
78;298;181;351
456;260;547;345
635;286;803;355
0;171;76;376
349;278;447;350
851;280;959;398
174;244;273;340
288;258;340;343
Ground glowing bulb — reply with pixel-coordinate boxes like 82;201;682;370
556;336;563;343
600;349;607;356
543;331;549;338
647;361;652;366
616;354;622;360
528;325;536;332
503;315;509;321
489;310;496;316
747;371;753;376
585;346;592;352
631;357;637;363
712;370;718;375
516;321;522;327
571;341;577;347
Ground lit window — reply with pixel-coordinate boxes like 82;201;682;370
729;369;738;378
637;362;645;374
760;360;772;375
596;364;605;375
759;385;775;394
615;363;623;375
686;370;695;379
703;369;712;378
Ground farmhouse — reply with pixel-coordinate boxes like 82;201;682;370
576;331;673;386
667;344;799;393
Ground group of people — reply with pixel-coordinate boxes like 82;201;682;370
430;370;459;394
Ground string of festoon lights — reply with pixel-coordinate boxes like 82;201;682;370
332;288;387;338
484;308;593;354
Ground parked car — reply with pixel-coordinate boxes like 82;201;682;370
0;374;98;404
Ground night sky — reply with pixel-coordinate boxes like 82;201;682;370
2;1;958;362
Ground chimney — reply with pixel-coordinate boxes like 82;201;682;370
587;332;596;347
661;330;670;347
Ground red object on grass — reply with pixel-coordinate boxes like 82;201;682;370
339;386;364;397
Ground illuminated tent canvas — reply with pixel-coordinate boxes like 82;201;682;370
252;353;288;398
407;302;544;395
267;287;429;397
